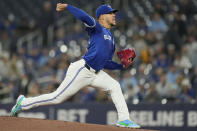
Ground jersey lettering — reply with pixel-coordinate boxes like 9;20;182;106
104;35;111;40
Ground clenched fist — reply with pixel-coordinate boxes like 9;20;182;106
56;3;68;12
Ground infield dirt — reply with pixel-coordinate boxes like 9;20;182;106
0;116;157;131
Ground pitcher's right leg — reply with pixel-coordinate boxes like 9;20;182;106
20;66;85;110
11;59;92;115
11;95;25;116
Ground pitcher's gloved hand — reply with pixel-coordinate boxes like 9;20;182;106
117;48;136;68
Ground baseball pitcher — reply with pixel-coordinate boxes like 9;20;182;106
11;3;140;128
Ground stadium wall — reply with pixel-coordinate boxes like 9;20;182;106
0;103;197;131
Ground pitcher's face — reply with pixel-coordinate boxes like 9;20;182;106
103;12;116;26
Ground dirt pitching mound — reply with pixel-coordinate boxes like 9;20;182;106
0;116;156;131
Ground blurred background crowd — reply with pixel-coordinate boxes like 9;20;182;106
0;0;197;105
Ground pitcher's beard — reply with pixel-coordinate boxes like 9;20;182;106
110;23;116;27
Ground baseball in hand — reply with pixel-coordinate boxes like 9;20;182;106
56;3;68;12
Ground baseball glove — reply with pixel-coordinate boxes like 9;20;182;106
117;48;136;68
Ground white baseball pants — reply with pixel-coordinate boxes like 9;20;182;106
21;59;130;121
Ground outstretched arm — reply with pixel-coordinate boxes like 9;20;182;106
104;60;123;70
56;3;96;27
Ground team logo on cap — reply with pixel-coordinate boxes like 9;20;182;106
107;5;111;8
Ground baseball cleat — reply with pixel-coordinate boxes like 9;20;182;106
116;119;141;128
11;95;25;117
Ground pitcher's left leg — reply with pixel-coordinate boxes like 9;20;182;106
91;71;140;128
90;70;130;121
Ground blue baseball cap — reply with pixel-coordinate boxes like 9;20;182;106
96;4;118;18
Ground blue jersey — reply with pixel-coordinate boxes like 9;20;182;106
67;5;123;71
